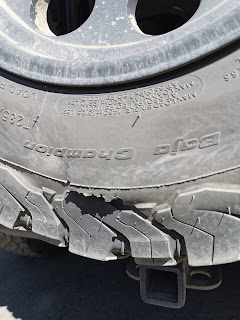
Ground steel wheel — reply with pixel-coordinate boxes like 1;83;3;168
0;0;239;85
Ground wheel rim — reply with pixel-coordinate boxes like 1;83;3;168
0;0;240;86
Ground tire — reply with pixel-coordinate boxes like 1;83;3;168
0;232;67;257
0;1;240;267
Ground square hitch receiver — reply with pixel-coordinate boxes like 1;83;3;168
139;262;186;309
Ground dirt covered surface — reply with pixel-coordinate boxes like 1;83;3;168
0;248;238;320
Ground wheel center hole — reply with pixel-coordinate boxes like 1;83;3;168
135;0;201;36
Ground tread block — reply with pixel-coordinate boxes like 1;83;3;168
78;215;117;261
53;196;117;261
53;198;90;257
0;166;64;242
118;210;175;260
155;209;213;266
166;185;240;265
0;184;24;229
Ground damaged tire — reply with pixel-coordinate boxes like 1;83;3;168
0;0;240;298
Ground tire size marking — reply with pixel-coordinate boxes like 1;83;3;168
0;107;39;131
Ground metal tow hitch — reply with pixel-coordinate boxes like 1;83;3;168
126;259;222;309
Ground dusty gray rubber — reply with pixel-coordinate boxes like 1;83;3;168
0;41;240;266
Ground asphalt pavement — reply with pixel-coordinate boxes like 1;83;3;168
0;249;239;320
